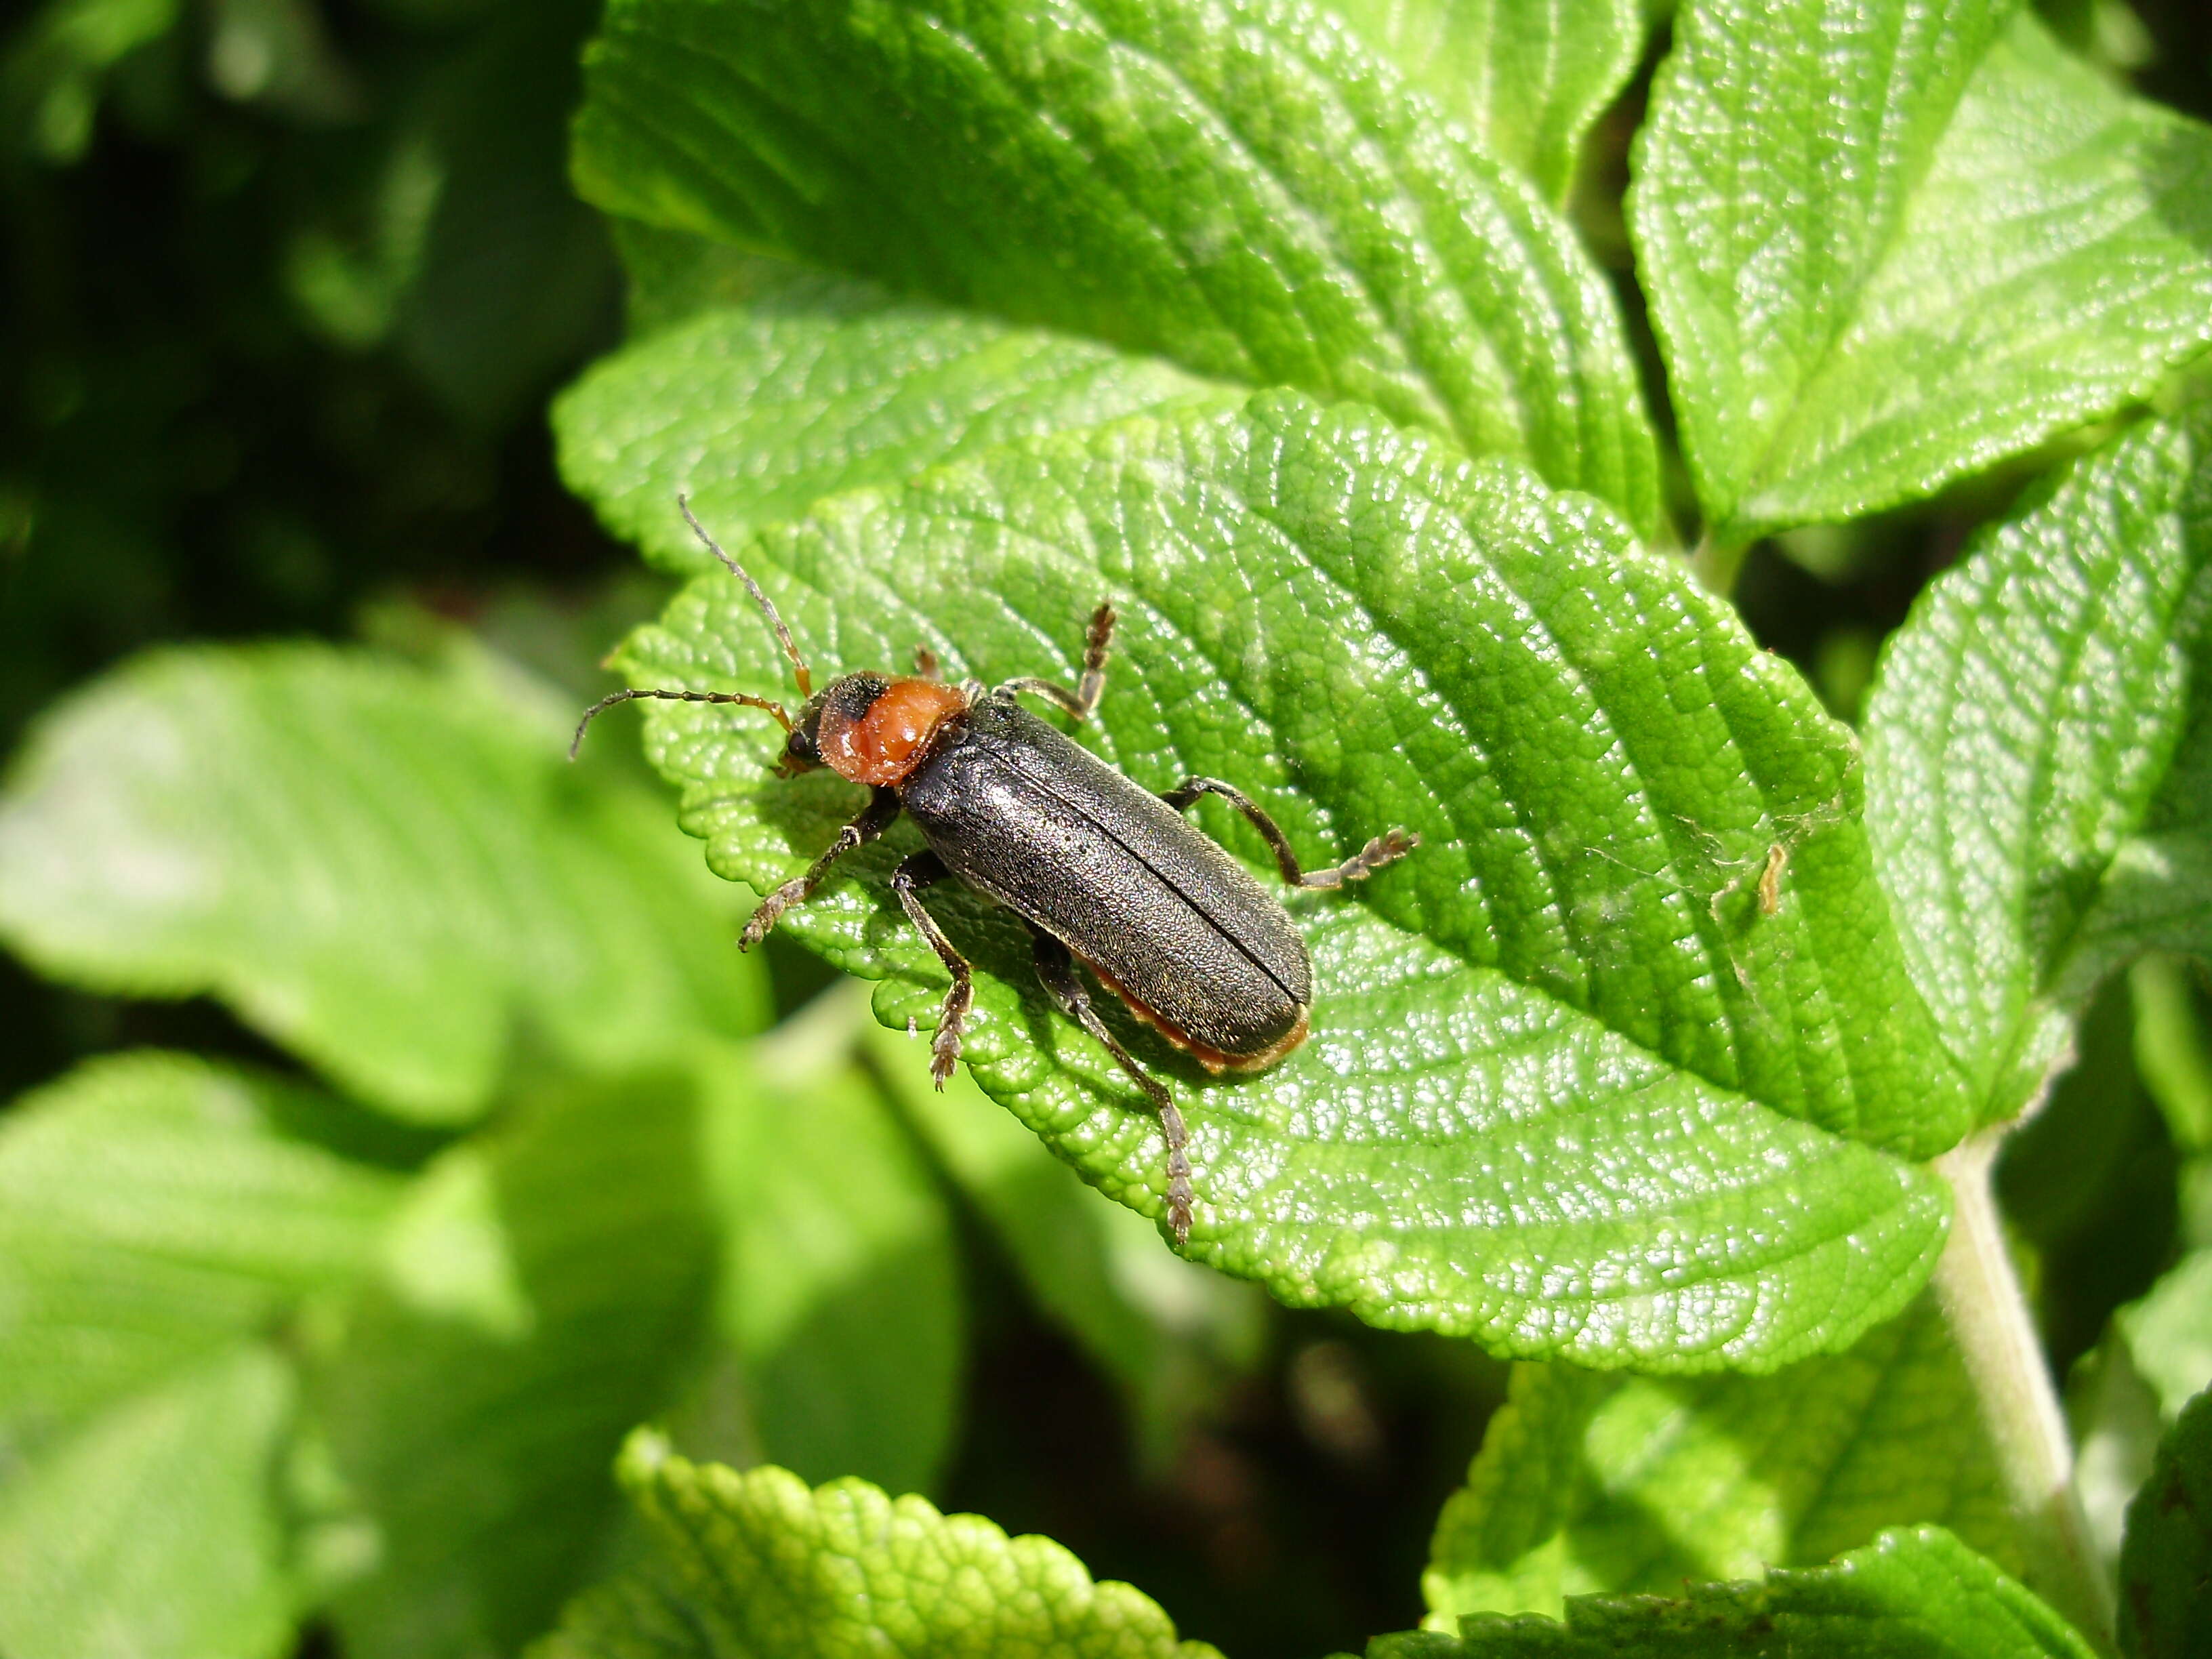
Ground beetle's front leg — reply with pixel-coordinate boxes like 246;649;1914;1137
1028;926;1192;1248
739;787;901;949
890;850;973;1087
995;601;1115;722
1160;777;1418;889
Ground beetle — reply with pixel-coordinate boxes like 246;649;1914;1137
573;498;1418;1246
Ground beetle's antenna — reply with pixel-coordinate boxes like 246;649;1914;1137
678;494;813;699
570;687;793;760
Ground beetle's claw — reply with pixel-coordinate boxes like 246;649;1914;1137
1352;827;1419;876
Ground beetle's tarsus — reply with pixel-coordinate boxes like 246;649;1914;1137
1075;601;1115;719
1324;827;1420;886
737;788;901;948
1163;1115;1193;1249
992;597;1116;722
1162;776;1418;892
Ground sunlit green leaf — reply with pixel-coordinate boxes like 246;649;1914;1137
1864;401;2212;1124
598;391;1960;1369
0;1345;298;1659
531;1433;1222;1659
314;1068;718;1659
865;1015;1265;1460
1635;1;2212;542
0;644;768;1122
0;1050;403;1451
556;291;1223;579
694;1018;964;1495
1391;1528;2093;1659
1326;0;1647;201
2118;1252;2212;1422
0;1052;403;1659
573;0;1663;535
1422;1294;2018;1624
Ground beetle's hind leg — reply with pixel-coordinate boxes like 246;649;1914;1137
996;602;1115;722
891;851;975;1089
1161;777;1418;890
740;787;902;948
1028;927;1193;1248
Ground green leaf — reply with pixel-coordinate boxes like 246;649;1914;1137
0;1345;299;1659
2069;1336;2167;1576
2131;954;2212;1154
0;644;768;1122
608;390;1960;1369
1;0;180;164
2118;1385;2212;1659
0;1053;401;1659
2118;1251;2212;1422
1423;1294;2020;1624
530;1433;1222;1659
554;289;1225;579
1397;1528;2095;1658
863;1014;1265;1460
1324;0;1648;202
695;1017;965;1495
314;1067;718;1659
1863;401;2212;1123
573;0;1663;536
1633;1;2212;543
0;1050;404;1450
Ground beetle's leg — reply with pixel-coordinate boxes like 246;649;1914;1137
995;601;1115;722
1161;777;1419;890
913;644;940;679
1028;927;1192;1248
739;787;901;949
891;851;974;1088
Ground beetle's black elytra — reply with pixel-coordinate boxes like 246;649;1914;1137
572;497;1420;1248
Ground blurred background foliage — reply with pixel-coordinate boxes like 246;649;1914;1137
1;1;2209;1656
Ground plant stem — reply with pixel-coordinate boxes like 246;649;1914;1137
1933;1131;2116;1652
1687;531;1749;596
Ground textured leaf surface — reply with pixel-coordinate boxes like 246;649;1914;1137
866;1015;1265;1456
1423;1294;2018;1624
1634;0;2212;541
1391;1528;2093;1658
557;287;1224;579
698;1023;964;1496
316;1070;717;1659
1326;0;1647;201
0;1345;298;1659
531;1434;1221;1659
0;1050;402;1452
606;392;1959;1369
1864;401;2212;1123
0;644;767;1122
573;0;1662;535
2119;1385;2212;1659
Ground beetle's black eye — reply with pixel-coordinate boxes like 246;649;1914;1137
778;722;821;777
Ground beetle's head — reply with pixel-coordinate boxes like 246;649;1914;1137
787;672;969;787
